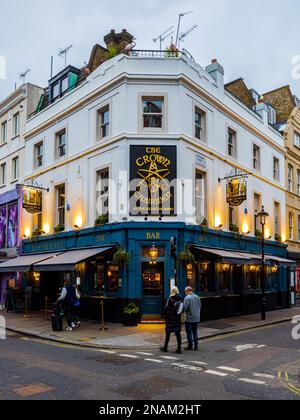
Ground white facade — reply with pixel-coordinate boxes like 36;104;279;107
22;54;286;241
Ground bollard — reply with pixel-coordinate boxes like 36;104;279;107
99;298;108;331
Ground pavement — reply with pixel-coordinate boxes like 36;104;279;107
2;306;300;350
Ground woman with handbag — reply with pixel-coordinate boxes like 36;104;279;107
160;286;183;354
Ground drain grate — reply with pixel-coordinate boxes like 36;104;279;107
114;376;186;399
11;383;54;397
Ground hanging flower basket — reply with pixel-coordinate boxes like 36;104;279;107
112;247;130;268
179;246;195;266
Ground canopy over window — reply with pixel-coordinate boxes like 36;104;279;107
32;247;113;272
0;253;61;273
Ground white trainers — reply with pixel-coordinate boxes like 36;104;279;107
66;327;73;331
71;323;76;328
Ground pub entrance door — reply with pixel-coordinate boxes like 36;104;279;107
142;262;164;318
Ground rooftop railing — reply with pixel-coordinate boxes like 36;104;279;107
127;49;183;58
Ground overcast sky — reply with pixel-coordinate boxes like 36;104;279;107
0;0;299;100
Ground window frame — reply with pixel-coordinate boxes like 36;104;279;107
227;127;237;159
11;156;19;182
252;143;261;171
97;105;110;140
289;212;294;241
139;93;168;133
55;184;66;228
273;156;280;181
95;167;110;221
0;162;6;187
13;113;20;137
194;107;206;142
195;169;207;224
55;128;67;159
288;164;293;192
34;141;44;169
1;121;7;145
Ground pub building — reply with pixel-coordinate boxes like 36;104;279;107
0;30;295;322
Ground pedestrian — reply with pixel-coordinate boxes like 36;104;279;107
160;286;183;354
57;280;80;331
183;286;201;351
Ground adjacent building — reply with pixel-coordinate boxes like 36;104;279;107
0;31;295;321
0;83;43;306
263;86;300;304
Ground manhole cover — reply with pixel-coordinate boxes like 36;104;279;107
11;383;54;397
115;376;186;399
87;355;137;366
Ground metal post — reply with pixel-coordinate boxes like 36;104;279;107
261;224;266;321
99;298;108;331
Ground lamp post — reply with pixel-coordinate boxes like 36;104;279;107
257;206;269;321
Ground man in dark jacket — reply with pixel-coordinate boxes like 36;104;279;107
57;280;79;331
160;286;183;354
184;286;201;351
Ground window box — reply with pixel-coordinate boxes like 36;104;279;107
54;224;65;233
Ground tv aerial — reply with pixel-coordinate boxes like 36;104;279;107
178;24;198;49
175;10;194;48
19;69;30;84
58;45;73;68
153;26;175;50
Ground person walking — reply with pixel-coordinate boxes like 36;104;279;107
57;280;80;331
160;286;183;354
183;286;201;351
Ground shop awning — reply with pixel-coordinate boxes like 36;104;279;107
32;247;113;272
0;253;61;273
265;255;296;267
193;247;252;264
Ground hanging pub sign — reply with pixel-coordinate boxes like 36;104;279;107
226;175;247;207
130;146;177;216
22;188;42;214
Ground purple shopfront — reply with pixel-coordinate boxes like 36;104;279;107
0;188;21;306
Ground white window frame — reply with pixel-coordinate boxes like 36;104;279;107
195;169;206;224
253;143;261;171
34;141;44;169
55;129;67;159
294;132;300;148
0;163;6;186
1;121;7;145
288;164;293;192
139;93;168;133
273;157;280;181
13;113;20;137
55;184;66;227
97;105;110;140
96;167;110;220
274;201;281;236
227;127;237;159
11;156;19;182
194;107;206;142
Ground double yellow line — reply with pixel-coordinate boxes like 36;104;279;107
278;371;300;396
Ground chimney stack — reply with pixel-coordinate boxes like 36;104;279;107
205;59;224;87
104;29;134;52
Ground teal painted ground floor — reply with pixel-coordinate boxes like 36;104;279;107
0;222;296;322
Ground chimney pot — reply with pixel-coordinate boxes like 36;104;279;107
212;58;218;64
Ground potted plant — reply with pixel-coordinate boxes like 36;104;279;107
255;229;262;238
123;303;139;326
199;217;209;232
32;228;43;237
95;214;109;226
54;224;64;233
113;247;130;268
179;246;195;266
229;223;240;234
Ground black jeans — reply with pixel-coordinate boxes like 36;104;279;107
164;331;182;350
64;303;75;328
185;322;199;349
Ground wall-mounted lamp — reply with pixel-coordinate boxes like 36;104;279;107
221;263;231;272
271;265;278;274
149;243;159;265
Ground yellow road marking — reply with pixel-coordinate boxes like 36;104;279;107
278;371;300;396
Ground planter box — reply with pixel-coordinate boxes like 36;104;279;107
123;314;138;327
